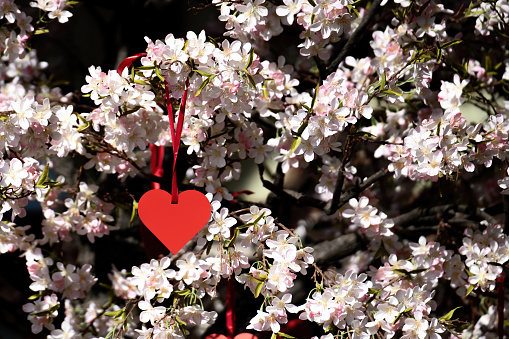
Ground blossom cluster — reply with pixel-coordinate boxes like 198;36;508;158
1;0;73;61
374;74;509;181
459;223;509;293
22;247;97;334
216;0;355;60
87;203;314;338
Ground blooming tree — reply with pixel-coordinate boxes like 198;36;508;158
2;0;509;338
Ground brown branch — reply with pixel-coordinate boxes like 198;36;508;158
258;163;325;209
311;232;364;266
393;204;498;227
325;168;390;215
324;167;345;215
258;163;390;215
337;168;390;208
81;130;191;188
503;195;509;234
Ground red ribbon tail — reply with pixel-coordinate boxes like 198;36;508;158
226;277;236;339
497;272;505;339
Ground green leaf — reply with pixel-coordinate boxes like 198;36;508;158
347;5;359;17
310;83;319;109
485;55;492;71
415;53;433;63
226;229;240;248
380;70;386;91
34;29;49;35
76;121;90;132
133;79;151;86
252;276;266;284
324;323;335;333
393;307;413;325
173;289;191;296
440;306;462;321
208;36;219;48
154;67;166;83
194;69;214;77
131;198;138;223
36;164;50;188
252;212;266;232
136;65;156;70
195;75;215;97
99;282;111;289
262;85;269;100
436;47;442;62
176;316;187;326
243;70;257;89
28;294;40;300
353;131;376;138
206;240;213;255
277;332;296;338
254;281;264;298
368;288;381;299
465;284;476;296
290;137;301;155
31;303;60;317
177;319;188;339
244;48;255;70
439;39;463;49
46;180;64;188
393;268;409;277
270;333;277;339
104;309;124;319
380;89;402;96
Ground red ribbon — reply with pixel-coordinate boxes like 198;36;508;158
117;53;147;76
497;272;505;339
149;144;164;189
226;277;236;339
163;79;188;204
117;53;187;203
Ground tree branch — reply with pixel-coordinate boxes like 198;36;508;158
324;168;345;215
258;163;390;215
393;204;498;227
311;233;364;265
325;168;390;215
502;195;509;234
258;164;324;209
337;168;389;209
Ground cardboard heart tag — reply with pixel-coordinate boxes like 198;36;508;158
138;189;211;254
204;334;258;339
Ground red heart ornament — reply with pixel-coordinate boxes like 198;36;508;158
204;334;258;339
138;189;211;254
